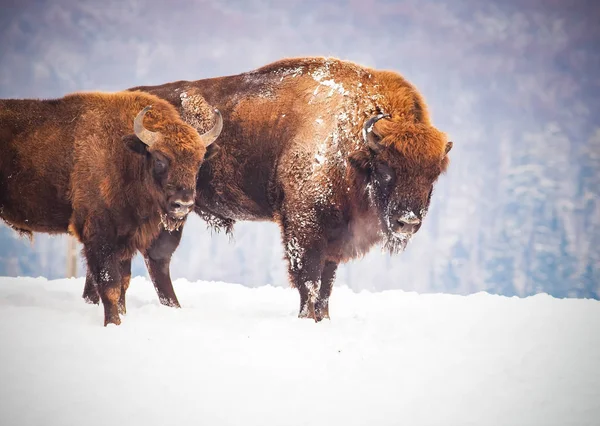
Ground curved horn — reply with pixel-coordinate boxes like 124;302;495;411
199;108;223;147
362;113;390;148
134;105;161;147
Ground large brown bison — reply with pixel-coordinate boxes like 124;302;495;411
123;56;453;322
0;90;222;325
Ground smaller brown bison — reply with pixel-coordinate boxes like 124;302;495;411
0;90;222;326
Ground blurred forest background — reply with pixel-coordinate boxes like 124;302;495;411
1;0;598;298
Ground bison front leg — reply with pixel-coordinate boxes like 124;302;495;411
284;234;325;321
82;269;99;305
82;258;131;314
143;228;182;308
314;261;338;322
84;246;122;326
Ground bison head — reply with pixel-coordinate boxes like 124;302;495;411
349;113;452;253
124;105;223;231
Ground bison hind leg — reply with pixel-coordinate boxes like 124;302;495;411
84;247;122;327
117;258;132;315
82;270;100;305
283;236;325;322
314;261;337;322
297;280;319;321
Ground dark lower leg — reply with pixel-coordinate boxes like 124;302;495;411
82;270;99;304
288;247;324;322
117;258;132;315
144;256;180;307
143;229;182;307
85;247;122;326
297;280;320;320
100;283;121;326
315;261;337;321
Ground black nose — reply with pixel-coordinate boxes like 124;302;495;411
393;214;421;234
168;199;194;217
169;199;194;209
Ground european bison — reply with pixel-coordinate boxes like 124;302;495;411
125;56;453;321
0;90;222;325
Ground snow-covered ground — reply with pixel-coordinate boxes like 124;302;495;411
0;276;599;426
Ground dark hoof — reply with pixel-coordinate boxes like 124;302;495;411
298;302;316;321
104;314;121;327
83;294;100;305
314;301;330;322
159;296;181;308
103;306;121;327
314;312;330;322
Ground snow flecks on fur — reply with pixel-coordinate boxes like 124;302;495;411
382;232;411;255
366;182;376;206
287;237;304;271
301;66;384;212
311;177;334;207
250;64;310;98
320;79;349;97
257;87;275;99
310;63;349;100
197;211;235;236
290;208;320;232
400;210;419;222
306;280;321;300
283;59;412;256
299;279;321;317
180;91;215;133
314;152;326;166
276;66;304;82
242;72;276;100
311;63;330;83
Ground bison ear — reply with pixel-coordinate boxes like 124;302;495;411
204;143;221;161
123;134;148;156
348;149;372;172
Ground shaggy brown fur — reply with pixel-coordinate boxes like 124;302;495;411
128;56;453;321
0;90;211;326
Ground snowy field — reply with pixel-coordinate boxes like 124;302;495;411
0;276;599;426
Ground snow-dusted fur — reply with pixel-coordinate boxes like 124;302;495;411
129;56;453;321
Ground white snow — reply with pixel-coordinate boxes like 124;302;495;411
1;276;599;426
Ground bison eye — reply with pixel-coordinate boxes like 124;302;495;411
154;158;167;174
374;164;394;187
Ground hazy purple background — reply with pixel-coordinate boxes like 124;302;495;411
1;0;599;298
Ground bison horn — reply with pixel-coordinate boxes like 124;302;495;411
198;108;223;147
362;113;390;150
134;105;161;147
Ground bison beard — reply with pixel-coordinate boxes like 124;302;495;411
382;231;411;255
368;186;413;256
160;212;186;233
